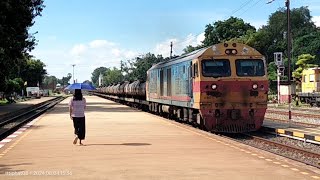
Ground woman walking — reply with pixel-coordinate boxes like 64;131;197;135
69;89;86;145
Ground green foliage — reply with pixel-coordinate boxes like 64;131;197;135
103;68;123;85
202;17;256;47
6;79;21;94
267;62;278;93
251;6;317;64
57;73;72;86
43;75;58;90
91;67;108;86
293;31;320;63
0;0;44;91
132;54;164;81
121;53;165;82
21;57;47;87
267;62;277;81
182;45;203;54
292;54;316;81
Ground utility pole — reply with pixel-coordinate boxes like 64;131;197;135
268;0;292;127
170;42;173;59
72;64;76;83
286;0;292;127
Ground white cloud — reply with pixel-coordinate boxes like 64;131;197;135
70;44;87;56
89;40;115;48
32;39;140;83
248;20;267;29
33;34;205;82
153;33;205;57
312;16;320;27
111;48;121;57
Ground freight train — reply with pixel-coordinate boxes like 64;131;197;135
94;42;269;133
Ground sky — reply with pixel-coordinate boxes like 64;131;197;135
30;0;320;83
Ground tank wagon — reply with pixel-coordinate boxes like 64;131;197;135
96;42;269;133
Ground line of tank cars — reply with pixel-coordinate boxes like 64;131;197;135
99;80;146;99
96;42;269;133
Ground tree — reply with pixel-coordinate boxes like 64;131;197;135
103;67;123;85
202;17;256;47
56;73;72;88
0;0;44;91
293;31;320;64
292;54;316;82
121;53;165;81
43;75;58;90
91;67;108;86
132;54;164;81
21;58;47;87
182;45;203;55
251;6;317;65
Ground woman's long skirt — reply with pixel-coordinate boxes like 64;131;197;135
72;117;86;140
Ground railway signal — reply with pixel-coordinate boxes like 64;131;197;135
274;52;284;104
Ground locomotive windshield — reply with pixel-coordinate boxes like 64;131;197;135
236;59;265;76
201;59;231;77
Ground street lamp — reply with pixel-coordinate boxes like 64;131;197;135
72;64;76;83
286;0;292;127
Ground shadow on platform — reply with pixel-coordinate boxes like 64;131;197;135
0;163;33;174
83;143;151;146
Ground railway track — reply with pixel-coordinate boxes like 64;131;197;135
223;132;320;168
0;96;65;140
266;108;320;127
267;109;320;119
94;93;320;167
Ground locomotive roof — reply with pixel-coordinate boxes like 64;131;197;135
149;47;207;70
148;42;262;70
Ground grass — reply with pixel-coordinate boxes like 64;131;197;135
0;99;8;105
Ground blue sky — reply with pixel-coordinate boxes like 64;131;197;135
30;0;320;83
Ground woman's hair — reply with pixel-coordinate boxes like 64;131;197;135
73;89;83;101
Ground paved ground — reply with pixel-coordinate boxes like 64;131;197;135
0;95;320;180
0;97;55;116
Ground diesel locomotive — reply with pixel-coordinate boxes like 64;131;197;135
95;42;269;133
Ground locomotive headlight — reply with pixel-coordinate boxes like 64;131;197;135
231;49;237;54
211;84;217;90
252;84;258;90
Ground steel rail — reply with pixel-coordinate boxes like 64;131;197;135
0;96;65;140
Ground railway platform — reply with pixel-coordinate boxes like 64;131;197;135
0;97;55;116
0;95;320;179
262;120;320;143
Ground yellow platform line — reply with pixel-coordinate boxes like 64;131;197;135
276;129;285;134
315;136;320;142
293;132;305;138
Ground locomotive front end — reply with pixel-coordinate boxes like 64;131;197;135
193;43;268;133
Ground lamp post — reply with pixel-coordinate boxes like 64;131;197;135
72;64;76;83
286;0;292;127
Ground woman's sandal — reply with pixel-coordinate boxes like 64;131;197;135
73;137;78;145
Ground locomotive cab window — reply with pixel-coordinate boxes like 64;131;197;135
201;59;230;77
236;59;265;77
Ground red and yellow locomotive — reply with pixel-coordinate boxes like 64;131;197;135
147;42;268;132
